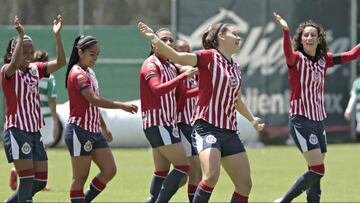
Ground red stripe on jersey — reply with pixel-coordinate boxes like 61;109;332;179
1;63;47;132
192;49;242;131
289;52;330;121
140;55;179;129
67;66;100;133
177;76;198;125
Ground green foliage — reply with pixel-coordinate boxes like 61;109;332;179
0;144;360;201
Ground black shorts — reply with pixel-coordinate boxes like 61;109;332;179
65;123;109;157
2;127;48;163
191;119;246;157
178;123;198;157
143;125;182;148
289;115;327;153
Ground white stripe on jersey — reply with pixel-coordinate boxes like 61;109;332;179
10;130;19;160
292;53;326;121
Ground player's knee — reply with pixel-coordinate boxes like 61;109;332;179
202;169;220;187
102;164;117;181
235;177;252;192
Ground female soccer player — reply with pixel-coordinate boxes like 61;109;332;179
174;39;202;203
273;12;360;202
1;15;66;202
139;28;197;203
64;35;138;202
138;22;264;203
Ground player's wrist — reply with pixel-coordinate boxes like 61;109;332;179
151;35;160;44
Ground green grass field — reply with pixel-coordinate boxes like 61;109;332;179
1;144;360;202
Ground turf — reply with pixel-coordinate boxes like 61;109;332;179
1;144;359;202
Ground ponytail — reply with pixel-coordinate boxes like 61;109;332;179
65;35;98;88
65;35;82;88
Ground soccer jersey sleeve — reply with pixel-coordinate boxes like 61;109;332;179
36;62;49;79
282;30;298;67
195;49;214;69
330;43;360;66
143;62;187;97
70;70;91;92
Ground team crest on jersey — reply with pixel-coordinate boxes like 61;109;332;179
205;135;217;144
84;140;93;152
309;134;318;145
318;58;325;67
29;68;38;76
21;142;31;154
229;76;238;88
172;128;180;138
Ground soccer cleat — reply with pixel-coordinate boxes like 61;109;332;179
9;167;18;191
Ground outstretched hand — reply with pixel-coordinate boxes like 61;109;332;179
122;104;138;114
137;21;156;42
53;15;63;35
14;16;24;37
273;12;289;31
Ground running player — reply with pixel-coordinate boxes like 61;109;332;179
64;35;138;203
273;12;360;202
174;39;201;203
139;28;197;203
138;22;264;203
1;15;66;202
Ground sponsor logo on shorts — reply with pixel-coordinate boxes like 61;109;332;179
205;135;217;144
309;134;318;145
172;128;180;138
84;140;93;152
21;142;31;154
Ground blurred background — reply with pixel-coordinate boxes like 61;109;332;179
0;0;359;145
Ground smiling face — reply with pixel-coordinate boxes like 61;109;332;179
78;42;100;68
217;25;241;57
20;40;34;68
301;26;320;56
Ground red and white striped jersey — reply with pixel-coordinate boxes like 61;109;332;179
67;65;100;133
192;49;242;131
282;29;360;121
140;55;182;129
177;76;198;125
1;62;48;132
288;52;332;121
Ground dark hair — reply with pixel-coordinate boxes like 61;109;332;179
202;23;228;49
33;50;49;62
3;35;34;64
65;35;98;88
3;38;15;64
293;20;328;60
148;28;172;56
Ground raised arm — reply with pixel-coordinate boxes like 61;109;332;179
333;43;360;65
47;15;66;74
5;16;24;78
137;22;197;66
273;12;297;66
